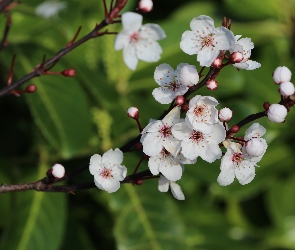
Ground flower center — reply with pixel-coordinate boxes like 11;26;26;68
159;125;172;137
161;148;171;157
130;32;140;43
201;35;214;47
232;153;243;163
100;168;113;179
190;130;203;142
168;81;181;92
194;105;205;116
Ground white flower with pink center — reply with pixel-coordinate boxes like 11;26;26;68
185;95;219;134
217;123;267;187
148;148;195;181
114;12;166;70
141;106;182;157
230;35;261;70
89;148;127;193
158;175;185;200
152;63;191;104
172;122;225;162
180;15;235;67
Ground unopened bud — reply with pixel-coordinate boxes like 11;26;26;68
219;107;233;121
230;52;243;63
178;64;199;87
138;0;153;12
175;95;185;106
279;81;295;97
206;79;218;90
245;138;266;157
134;142;143;151
52;164;65;178
25;84;37;93
273;66;292;84
211;57;223;68
230;125;240;133
127;106;139;119
62;68;76;77
263;102;270;110
267;104;287;123
181;103;189;112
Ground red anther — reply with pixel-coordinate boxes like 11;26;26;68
175;95;185;106
263;102;270;110
230;125;240;133
25;84;37;93
62;68;76;77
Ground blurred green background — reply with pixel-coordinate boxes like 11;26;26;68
1;0;295;249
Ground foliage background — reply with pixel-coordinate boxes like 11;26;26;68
1;0;295;249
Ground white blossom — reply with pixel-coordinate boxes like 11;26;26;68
114;12;166;70
89;149;127;193
219;107;233;121
267;104;288;123
158;175;185;200
152;63;189;104
217;123;267;186
172;122;225;162
141;106;181;157
35;1;66;18
230;35;261;70
180;15;235;67
273;66;292;84
52;164;65;178
279;81;295;97
148;148;195;181
185;95;219;134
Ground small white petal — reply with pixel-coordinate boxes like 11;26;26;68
123;45;138;70
234;162;256;185
102;148;123;165
217;168;235;186
141;24;166;40
170;182;185;200
121;12;142;31
158;175;169;192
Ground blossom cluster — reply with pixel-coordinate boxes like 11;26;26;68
87;12;293;200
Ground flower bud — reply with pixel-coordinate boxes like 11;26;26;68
219;107;233;121
273;66;292;84
245;138;266;157
127;106;139;119
230;52;243;64
25;84;37;93
175;95;185;106
211;57;223;68
267;104;287;123
62;68;76;77
279;81;295;96
52;164;65;178
179;64;199;87
206;79;218;90
138;0;153;12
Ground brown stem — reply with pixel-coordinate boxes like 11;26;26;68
0;11;11;52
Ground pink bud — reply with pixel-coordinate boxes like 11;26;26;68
245;138;266;157
62;68;76;77
267;104;287;123
52;164;65;178
127;106;139;119
273;66;292;84
219;107;233;121
206;79;218;90
279;81;295;97
175;95;185;106
230;125;240;133
25;84;37;93
230;52;243;63
138;0;153;12
211;58;223;68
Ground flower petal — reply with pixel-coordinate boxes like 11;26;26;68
89;154;102;175
102;148;123;165
154;63;175;86
234;162;256;185
158;175;169;192
217;168;235;186
152;87;175;104
170;181;185;200
123;45;138;70
141;24;166;40
121;12;142;31
136;39;162;62
159;157;182;181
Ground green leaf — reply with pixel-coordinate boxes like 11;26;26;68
108;180;189;250
0;165;67;250
13;44;93;158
